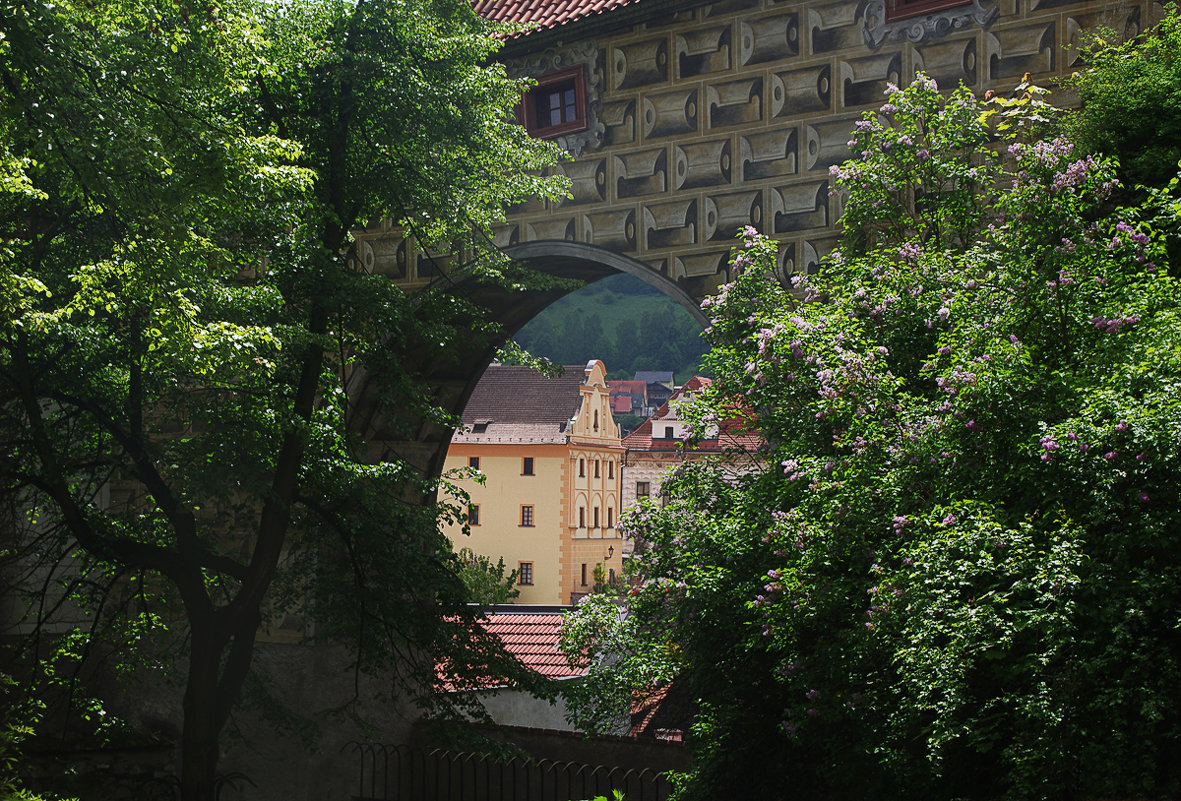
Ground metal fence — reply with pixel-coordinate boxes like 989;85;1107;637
346;742;673;801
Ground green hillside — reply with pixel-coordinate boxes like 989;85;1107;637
513;273;710;382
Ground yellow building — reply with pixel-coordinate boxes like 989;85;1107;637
444;360;623;605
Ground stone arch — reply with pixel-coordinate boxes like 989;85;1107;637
416;241;707;348
350;240;709;480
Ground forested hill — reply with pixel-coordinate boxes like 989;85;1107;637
513;273;710;381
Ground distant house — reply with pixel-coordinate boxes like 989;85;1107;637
608;379;649;417
633;370;675;410
443;361;624;605
621;376;762;550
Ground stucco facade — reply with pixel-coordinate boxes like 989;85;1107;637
443;361;625;604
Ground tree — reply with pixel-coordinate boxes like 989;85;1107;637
566;75;1181;800
1063;4;1181;193
453;547;520;605
0;0;565;798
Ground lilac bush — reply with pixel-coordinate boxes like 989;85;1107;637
570;75;1181;800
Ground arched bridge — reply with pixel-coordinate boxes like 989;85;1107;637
347;0;1149;478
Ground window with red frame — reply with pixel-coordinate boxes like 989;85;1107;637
522;66;588;139
885;0;970;20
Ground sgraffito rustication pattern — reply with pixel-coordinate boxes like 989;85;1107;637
355;0;1149;308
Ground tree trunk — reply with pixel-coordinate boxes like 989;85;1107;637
180;624;228;801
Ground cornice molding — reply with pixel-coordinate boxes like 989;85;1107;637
863;0;998;49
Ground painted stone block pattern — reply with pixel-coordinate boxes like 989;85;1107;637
369;0;1151;303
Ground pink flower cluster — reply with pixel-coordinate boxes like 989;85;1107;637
1091;314;1140;333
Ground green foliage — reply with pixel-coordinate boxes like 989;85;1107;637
560;586;680;735
1063;4;1181;192
513;273;709;382
452;547;520;605
573;74;1181;801
0;0;563;797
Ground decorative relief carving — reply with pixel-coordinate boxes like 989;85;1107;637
643;198;698;249
615;148;669;198
399;0;1145;305
707;76;763;128
808;0;863;54
394;238;410;280
803;235;839;273
862;0;998;49
642;88;699;139
914;37;978;88
490;224;521;249
612;38;669;90
987;22;1055;80
583;208;637;251
740;128;798;182
805;119;855;172
771;182;829;233
503;41;605;156
676;138;732;189
555;158;608;205
415;249;458;281
677;25;732;78
771;64;832;117
704;190;762;241
360;236;404;279
841;51;903;107
673;250;729;281
526;218;577;242
776;240;797;279
601;98;637;147
739;12;800;65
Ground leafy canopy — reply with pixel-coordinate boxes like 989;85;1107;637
1;0;566;797
566;74;1181;801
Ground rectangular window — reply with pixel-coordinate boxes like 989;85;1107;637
593;507;600;529
637;481;650;497
581;563;587;586
469;456;480;470
579;507;586;528
520;505;534;527
608;508;614;529
607;461;614;479
664;425;675;439
522;456;534;476
885;0;970;20
522;66;588;139
518;562;533;585
468;505;480;526
594;460;600;478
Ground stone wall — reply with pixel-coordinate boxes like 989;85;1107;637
360;0;1152;306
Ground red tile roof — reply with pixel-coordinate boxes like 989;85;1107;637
608;379;648;415
437;608;586;690
459;364;587;435
480;611;586;680
475;0;647;35
622;376;761;453
609;379;648;397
